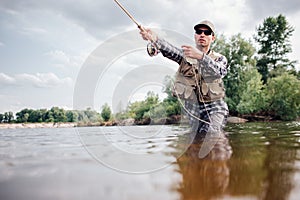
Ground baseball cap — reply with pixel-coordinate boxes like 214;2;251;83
194;20;215;34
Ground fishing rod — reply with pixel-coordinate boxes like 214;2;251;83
113;0;142;30
113;0;159;56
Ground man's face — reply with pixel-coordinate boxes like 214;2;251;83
194;26;215;48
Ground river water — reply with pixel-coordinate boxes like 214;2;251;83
0;122;300;200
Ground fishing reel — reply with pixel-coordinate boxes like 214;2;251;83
147;42;160;57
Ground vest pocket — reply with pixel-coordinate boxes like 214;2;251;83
174;82;185;96
173;81;197;101
208;83;224;95
200;81;225;102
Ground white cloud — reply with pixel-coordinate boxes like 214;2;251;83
45;50;87;70
21;26;47;35
0;72;73;88
0;73;16;85
17;73;73;88
0;41;4;46
46;50;70;64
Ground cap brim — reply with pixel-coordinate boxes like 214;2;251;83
194;24;213;32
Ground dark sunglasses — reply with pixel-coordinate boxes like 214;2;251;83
195;29;213;36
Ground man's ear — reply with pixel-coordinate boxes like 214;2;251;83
212;35;216;42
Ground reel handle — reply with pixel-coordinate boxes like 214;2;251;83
147;42;159;57
138;25;159;57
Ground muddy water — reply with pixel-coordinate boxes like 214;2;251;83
177;122;300;200
0;122;299;200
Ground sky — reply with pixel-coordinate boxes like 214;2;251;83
0;0;300;114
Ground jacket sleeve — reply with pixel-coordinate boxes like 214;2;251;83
199;54;228;78
155;38;184;64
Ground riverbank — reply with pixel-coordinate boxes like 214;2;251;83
0;116;249;129
0;122;77;129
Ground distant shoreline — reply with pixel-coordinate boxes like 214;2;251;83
0;117;251;129
0;122;77;129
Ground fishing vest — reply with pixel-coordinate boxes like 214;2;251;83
172;51;226;103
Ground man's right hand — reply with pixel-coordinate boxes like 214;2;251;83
139;27;158;42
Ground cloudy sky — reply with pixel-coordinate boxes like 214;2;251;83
0;0;300;114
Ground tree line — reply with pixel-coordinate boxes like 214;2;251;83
0;107;103;124
1;14;299;124
213;14;299;120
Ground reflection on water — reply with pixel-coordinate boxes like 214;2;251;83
177;135;232;200
0;122;300;200
176;122;300;200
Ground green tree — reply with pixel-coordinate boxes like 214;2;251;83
213;34;256;113
0;113;3;123
145;91;159;106
265;73;300;120
9;112;14;122
49;107;67;122
23;113;29;123
27;110;40;122
39;109;48;122
128;101;144;120
115;110;131;121
77;110;88;122
101;104;112;122
16;108;32;123
144;103;166;122
27;109;47;122
3;112;14;123
128;91;160;121
45;110;54;122
141;91;159;121
237;67;267;114
83;108;101;122
254;14;296;83
66;110;79;122
162;75;181;116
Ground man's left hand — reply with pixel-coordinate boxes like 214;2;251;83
182;45;204;60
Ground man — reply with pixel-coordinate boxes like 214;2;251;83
140;20;229;157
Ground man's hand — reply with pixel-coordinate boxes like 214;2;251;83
139;27;158;42
182;45;204;60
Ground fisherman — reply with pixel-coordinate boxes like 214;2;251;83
140;20;229;155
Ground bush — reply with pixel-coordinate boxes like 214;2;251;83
265;73;300;120
101;104;112;122
237;67;267;114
